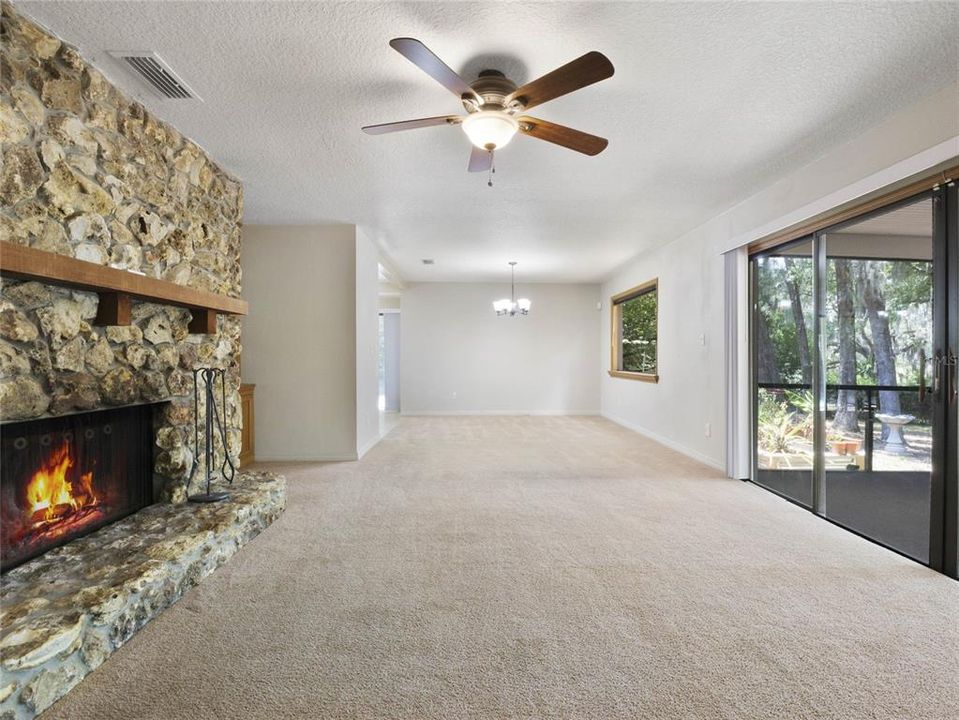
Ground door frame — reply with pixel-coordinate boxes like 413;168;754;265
748;185;958;577
944;182;958;578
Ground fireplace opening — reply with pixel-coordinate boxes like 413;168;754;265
1;404;156;572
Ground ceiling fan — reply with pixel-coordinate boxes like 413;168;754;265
362;38;614;182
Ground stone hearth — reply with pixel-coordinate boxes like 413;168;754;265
0;471;285;719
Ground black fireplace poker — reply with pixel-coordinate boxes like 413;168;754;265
187;367;236;503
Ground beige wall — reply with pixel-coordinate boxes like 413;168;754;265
242;224;360;460
354;228;380;457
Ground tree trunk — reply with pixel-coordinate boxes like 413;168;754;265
833;259;860;433
859;263;900;415
784;259;812;385
756;307;780;384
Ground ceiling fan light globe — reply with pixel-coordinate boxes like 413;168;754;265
462;111;519;151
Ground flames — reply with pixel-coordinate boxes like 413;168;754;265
25;442;98;526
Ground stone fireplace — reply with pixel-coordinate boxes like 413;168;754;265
0;0;244;502
1;404;156;571
0;4;285;717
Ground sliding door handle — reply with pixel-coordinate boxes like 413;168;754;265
934;350;942;396
950;350;958;404
937;349;959;403
919;348;927;402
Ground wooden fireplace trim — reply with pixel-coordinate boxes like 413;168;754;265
0;242;247;333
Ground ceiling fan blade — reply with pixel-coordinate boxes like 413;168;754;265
468;146;492;173
362;115;462;135
518;116;608;156
506;51;614;111
389;38;480;103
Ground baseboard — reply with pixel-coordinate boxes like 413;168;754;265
253;452;358;462
601;412;725;473
255;435;383;463
400;410;601;417
356;434;380;460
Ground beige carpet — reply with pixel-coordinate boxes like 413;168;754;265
45;416;958;719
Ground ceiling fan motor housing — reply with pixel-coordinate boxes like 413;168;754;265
464;69;520;113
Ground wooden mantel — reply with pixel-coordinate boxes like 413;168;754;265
0;242;247;333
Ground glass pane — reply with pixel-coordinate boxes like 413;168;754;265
620;290;657;374
822;197;933;562
754;239;814;507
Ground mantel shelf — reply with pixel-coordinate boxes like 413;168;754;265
0;242;247;333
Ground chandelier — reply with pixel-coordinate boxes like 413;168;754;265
493;261;531;317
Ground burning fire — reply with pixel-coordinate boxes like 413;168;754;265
25;443;98;526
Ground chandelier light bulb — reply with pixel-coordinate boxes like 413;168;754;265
493;298;513;315
462;111;519;150
493;262;530;317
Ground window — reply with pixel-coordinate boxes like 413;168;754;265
610;279;658;382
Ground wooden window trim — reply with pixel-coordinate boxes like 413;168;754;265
609;278;659;382
608;369;659;382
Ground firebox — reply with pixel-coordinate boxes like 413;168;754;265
1;404;156;572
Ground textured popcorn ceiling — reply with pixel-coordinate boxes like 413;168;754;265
17;1;959;282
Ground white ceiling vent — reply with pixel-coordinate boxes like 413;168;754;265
108;51;201;101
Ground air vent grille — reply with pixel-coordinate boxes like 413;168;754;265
110;52;199;100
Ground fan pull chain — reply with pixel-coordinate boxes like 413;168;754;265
487;150;495;187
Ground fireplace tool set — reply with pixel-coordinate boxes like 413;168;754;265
187;367;236;503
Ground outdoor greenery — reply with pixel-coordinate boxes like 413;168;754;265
756;255;932;387
620;289;657;374
755;249;932;459
757;392;810;454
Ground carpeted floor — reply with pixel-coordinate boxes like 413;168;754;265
45;416;958;719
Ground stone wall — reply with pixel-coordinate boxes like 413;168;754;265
0;1;243;501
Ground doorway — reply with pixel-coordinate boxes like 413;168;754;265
750;185;958;576
378;311;400;434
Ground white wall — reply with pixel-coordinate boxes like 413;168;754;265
378;295;401;311
354;229;380;458
402;283;601;415
602;233;724;468
601;79;959;472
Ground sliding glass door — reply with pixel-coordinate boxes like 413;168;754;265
752;239;815;507
750;185;958;576
821;196;935;562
